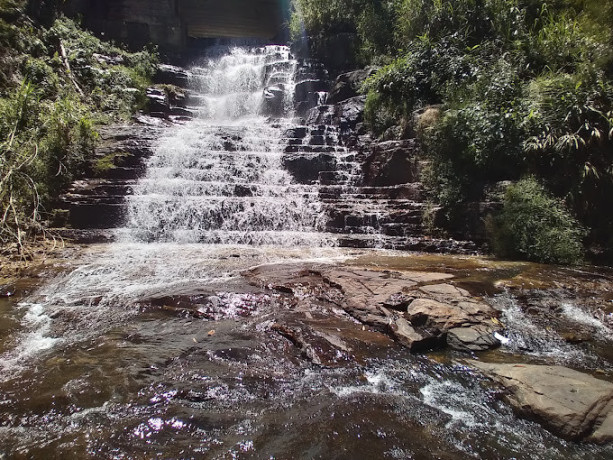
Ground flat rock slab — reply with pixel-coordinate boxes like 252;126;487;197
468;361;613;443
245;263;500;352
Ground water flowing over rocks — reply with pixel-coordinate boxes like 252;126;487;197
6;44;613;458
468;361;613;443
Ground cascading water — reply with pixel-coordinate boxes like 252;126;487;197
122;46;332;246
1;47;612;459
0;46;344;376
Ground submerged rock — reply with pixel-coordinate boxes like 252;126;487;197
469;361;613;443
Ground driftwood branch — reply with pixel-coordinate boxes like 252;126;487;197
58;40;85;97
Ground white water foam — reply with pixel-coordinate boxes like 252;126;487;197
123;45;331;246
1;45;339;375
560;302;612;338
489;292;602;367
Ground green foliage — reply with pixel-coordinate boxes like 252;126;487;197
353;0;613;262
0;81;97;247
46;17;158;117
421;57;527;210
0;5;158;250
291;0;397;64
487;178;586;264
93;151;130;177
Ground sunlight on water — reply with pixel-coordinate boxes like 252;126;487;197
123;46;332;246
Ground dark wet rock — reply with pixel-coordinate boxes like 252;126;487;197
305;96;365;130
282;152;337;184
262;85;286;117
436;201;502;244
245;264;499;352
221;134;242;152
146;87;169;113
169;107;194;118
327;67;377;104
337;96;365;130
155;64;190;88
57;123;164;232
234;185;253;197
363;140;419;186
294;79;328;104
306;104;335;126
283;126;308;139
469;362;613;443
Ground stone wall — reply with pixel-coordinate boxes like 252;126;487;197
66;0;285;52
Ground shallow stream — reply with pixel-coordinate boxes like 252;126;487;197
1;46;612;459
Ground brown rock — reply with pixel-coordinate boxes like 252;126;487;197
407;298;495;330
469;361;613;443
419;283;470;298
446;326;499;352
245;263;499;353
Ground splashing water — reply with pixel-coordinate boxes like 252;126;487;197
123;45;332;246
0;46;343;375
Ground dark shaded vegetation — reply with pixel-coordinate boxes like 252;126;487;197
0;0;157;252
292;0;613;264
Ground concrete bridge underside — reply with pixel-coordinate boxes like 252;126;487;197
70;0;288;50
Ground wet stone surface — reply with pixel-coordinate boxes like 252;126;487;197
1;248;613;458
244;263;502;354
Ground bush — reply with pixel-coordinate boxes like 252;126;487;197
361;0;613;262
290;0;396;65
0;8;158;250
487;178;586;264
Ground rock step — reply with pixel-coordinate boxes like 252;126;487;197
321;198;425;207
54;227;476;255
284;145;345;154
94;166;146;181
318;171;361;186
326;214;423;231
65;180;136;196
66;203;125;229
336;234;477;253
62;194;126;206
318;184;424;200
52;228;118;244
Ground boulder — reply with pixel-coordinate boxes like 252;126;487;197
469;361;613;443
305;96;366;129
447;326;500;352
337;96;366;130
327;67;378;104
363;140;419;186
282;152;337;184
245;264;499;352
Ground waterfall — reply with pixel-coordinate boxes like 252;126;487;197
121;46;333;247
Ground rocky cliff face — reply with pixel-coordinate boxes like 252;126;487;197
287;64;482;252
